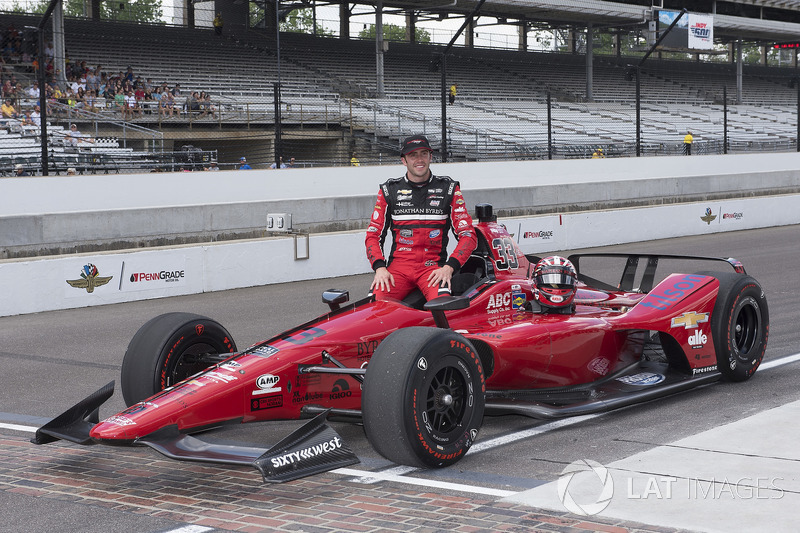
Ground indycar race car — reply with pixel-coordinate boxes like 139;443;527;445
35;204;769;482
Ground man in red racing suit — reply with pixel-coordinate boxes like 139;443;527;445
366;135;477;302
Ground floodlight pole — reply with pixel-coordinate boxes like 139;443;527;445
35;0;61;176
630;8;687;157
431;0;486;163
274;0;282;168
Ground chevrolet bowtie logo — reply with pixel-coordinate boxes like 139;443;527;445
671;311;709;329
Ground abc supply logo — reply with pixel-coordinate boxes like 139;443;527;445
557;460;785;516
557;460;613;516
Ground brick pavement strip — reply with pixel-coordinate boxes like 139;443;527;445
0;434;684;533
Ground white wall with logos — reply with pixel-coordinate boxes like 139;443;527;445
1;194;797;317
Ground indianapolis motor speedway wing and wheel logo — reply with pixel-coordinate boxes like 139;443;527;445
557;459;614;516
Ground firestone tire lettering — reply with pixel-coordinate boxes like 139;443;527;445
362;327;485;469
121;312;237;407
703;272;769;382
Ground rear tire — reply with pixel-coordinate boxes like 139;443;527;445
707;273;769;382
362;327;485;468
121;312;237;406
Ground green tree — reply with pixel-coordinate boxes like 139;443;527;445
280;7;333;36
8;0;163;23
359;23;431;43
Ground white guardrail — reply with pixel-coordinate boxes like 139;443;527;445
1;193;798;317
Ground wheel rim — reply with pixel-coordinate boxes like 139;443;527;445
424;363;468;435
164;341;217;388
732;296;761;360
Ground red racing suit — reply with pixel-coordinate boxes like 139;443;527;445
365;173;477;301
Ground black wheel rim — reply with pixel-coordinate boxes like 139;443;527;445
733;296;760;360
165;341;217;388
424;362;468;435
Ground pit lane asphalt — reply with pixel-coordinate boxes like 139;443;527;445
1;224;798;533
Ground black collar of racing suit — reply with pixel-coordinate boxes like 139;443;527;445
404;173;432;188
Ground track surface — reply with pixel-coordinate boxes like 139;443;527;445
1;225;798;533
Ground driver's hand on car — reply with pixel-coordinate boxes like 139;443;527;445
371;267;395;293
427;264;454;289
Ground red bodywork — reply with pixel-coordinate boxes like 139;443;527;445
90;219;724;443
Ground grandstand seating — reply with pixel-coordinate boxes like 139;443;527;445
2;12;799;165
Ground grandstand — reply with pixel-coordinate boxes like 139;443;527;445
2;1;800;171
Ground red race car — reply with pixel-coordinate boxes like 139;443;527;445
35;204;769;482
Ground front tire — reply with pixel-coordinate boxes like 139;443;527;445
362;327;485;468
121;312;237;406
708;273;769;382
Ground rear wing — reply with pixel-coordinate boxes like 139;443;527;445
567;253;745;293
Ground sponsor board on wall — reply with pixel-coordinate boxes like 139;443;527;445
64;257;188;298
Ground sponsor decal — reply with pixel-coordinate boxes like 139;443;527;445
588;357;611;376
104;415;135;426
220;361;241;371
398;189;412;194
722;212;743;220
417;357;428;371
456;198;465;206
487;292;512;314
397;247;412;252
269;436;345;468
251;394;283;411
291;391;325;404
454;207;466;213
639;274;708;310
457;220;468;228
120;401;158;416
357;340;379;358
549;294;564;303
372;211;380;220
200;371;238;384
430;200;440;206
700;207;717;225
398;194;412;201
295;373;321;387
692;365;717;375
129;270;184;283
256;374;279;389
523;230;554;240
253;345;279;358
398;238;414;245
66;263;113;293
617;372;665;386
688;330;708;348
429;229;441;238
330;378;351;400
671;311;709;329
512;291;526;310
424;259;438;267
367;226;378;233
399;229;413;238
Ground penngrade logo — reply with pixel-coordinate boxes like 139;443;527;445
66;263;113;293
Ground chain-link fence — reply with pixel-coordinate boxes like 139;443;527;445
2;10;798;176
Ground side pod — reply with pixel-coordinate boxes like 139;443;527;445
32;381;115;445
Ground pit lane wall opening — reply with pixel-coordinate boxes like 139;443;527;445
1;192;798;317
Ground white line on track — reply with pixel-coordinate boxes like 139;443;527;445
3;352;799;498
163;527;214;533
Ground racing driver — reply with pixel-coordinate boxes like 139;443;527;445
366;135;477;301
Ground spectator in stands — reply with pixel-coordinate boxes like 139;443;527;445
214;13;224;36
66;167;77;176
205;161;219;171
172;84;182;97
270;156;287;169
350;153;360;166
683;131;693;155
199;92;216;118
25;81;39;99
238;157;251;170
449;83;457;105
20;110;34;127
30;105;41;126
2;80;14;99
159;89;175;118
592;148;605;159
287;157;296;168
1;98;17;119
15;164;29;177
123;90;139;120
124;66;134;84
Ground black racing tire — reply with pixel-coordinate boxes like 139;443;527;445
706;272;769;382
121;312;237;407
362;327;485;468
